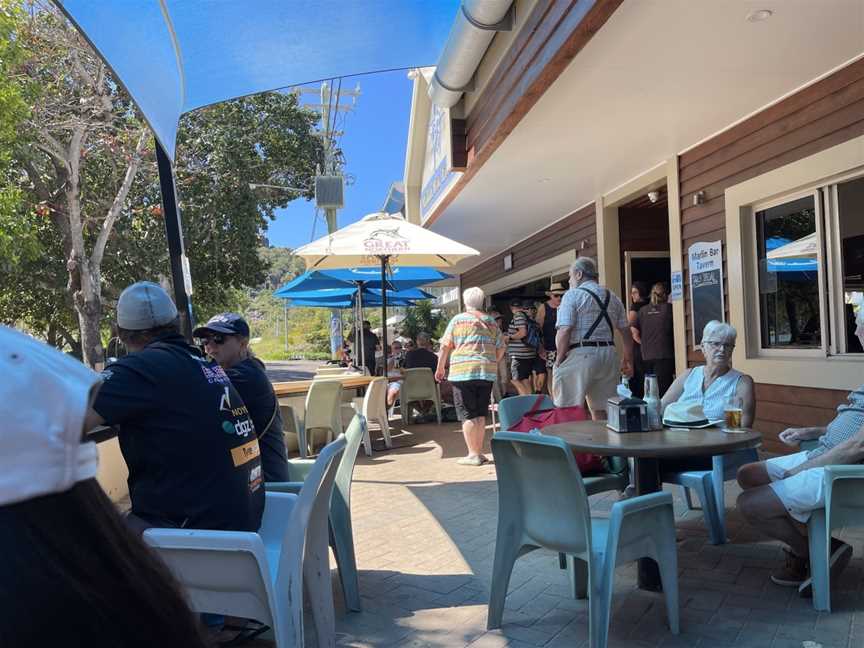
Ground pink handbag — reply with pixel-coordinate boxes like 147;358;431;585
510;395;604;474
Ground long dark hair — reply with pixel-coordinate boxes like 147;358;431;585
0;479;206;648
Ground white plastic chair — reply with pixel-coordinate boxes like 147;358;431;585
144;436;347;648
399;368;442;425
350;377;392;456
300;380;344;458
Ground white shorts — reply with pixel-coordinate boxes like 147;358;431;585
766;450;825;523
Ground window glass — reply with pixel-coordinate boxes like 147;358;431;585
755;195;821;349
837;177;864;353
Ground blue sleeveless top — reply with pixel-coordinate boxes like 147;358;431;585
679;366;742;422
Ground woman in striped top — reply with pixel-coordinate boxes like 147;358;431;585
436;287;506;466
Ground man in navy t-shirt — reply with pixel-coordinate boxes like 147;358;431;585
85;282;264;532
194;312;288;483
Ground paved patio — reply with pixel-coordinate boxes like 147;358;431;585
258;419;864;647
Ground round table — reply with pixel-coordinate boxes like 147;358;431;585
542;420;762;591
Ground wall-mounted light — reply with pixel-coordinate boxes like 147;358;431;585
692;190;706;206
503;253;513;271
648;190;660;204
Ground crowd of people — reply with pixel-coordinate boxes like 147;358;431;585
5;259;864;640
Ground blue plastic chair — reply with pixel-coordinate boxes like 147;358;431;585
661;448;758;545
488;432;679;648
267;414;367;612
498;395;629;496
805;465;864;611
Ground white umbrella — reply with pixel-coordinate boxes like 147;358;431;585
767;232;818;260
295;211;479;374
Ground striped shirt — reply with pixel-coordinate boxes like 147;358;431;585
507;311;536;359
808;385;864;459
556;281;627;344
441;312;504;382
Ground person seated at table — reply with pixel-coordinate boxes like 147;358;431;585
402;331;441;419
386;340;405;407
83;282;264;535
736;388;864;590
195;313;288;483
0;325;207;648
656;321;755;473
404;331;438;371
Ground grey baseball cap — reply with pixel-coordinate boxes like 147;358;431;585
116;281;178;330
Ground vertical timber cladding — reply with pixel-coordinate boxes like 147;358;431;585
460;204;596;289
678;58;864;454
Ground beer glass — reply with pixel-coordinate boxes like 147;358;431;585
723;396;744;431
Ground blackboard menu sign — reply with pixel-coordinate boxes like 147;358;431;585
688;241;725;347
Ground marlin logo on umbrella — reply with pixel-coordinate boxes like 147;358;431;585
363;227;410;254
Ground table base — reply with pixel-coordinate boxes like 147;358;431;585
634;457;662;592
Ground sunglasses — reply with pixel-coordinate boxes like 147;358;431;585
200;334;230;345
550;293;564;298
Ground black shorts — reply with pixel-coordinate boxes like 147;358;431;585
511;357;535;380
532;356;546;376
452;379;494;421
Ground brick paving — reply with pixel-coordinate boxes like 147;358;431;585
255;420;864;647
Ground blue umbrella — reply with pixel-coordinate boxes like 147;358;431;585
282;286;432;304
273;267;451;297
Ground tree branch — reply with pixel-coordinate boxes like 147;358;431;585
91;129;149;270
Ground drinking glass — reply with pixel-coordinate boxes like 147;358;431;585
723;396;744;431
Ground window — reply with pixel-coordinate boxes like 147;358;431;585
751;174;864;357
837;177;864;354
755;196;821;349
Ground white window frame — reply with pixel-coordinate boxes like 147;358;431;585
724;134;864;391
747;189;826;359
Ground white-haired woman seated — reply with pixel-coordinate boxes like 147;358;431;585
658;320;756;472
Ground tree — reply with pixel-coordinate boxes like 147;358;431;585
399;300;445;341
1;3;324;365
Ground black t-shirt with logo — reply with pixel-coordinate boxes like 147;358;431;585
93;334;264;531
227;356;288;483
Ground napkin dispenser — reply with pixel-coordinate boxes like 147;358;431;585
607;397;648;432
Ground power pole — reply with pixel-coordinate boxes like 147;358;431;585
296;79;361;359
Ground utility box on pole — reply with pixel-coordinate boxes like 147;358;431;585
315;175;344;210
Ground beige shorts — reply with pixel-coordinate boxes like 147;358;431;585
552;346;619;415
766;450;825;523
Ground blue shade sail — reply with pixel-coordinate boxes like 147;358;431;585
273;267;451;297
279;286;432;305
56;0;460;159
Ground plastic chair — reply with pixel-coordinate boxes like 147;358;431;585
488;432;679;648
662;448;758;545
300;379;344;458
399;368;442;425
805;465;864;611
498;395;629;496
350;377;392;456
316;366;354;376
267;415;366;612
144;436;347;648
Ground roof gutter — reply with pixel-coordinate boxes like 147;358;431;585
428;0;515;108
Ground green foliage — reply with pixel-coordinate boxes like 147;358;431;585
0;3;324;351
398;300;445;341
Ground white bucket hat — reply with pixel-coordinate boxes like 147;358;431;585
0;325;100;506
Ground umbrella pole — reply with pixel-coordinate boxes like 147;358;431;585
357;283;365;373
380;256;388;379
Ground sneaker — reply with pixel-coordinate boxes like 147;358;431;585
457;455;483;466
770;549;809;587
798;539;853;598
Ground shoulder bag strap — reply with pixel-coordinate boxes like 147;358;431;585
527;393;547;416
578;287;614;340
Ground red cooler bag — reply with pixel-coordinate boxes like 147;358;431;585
509;395;605;474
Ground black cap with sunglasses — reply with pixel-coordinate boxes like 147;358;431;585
193;313;250;341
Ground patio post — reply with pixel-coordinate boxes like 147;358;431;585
155;140;195;340
380;256;389;377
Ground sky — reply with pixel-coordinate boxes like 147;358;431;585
266;70;414;249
